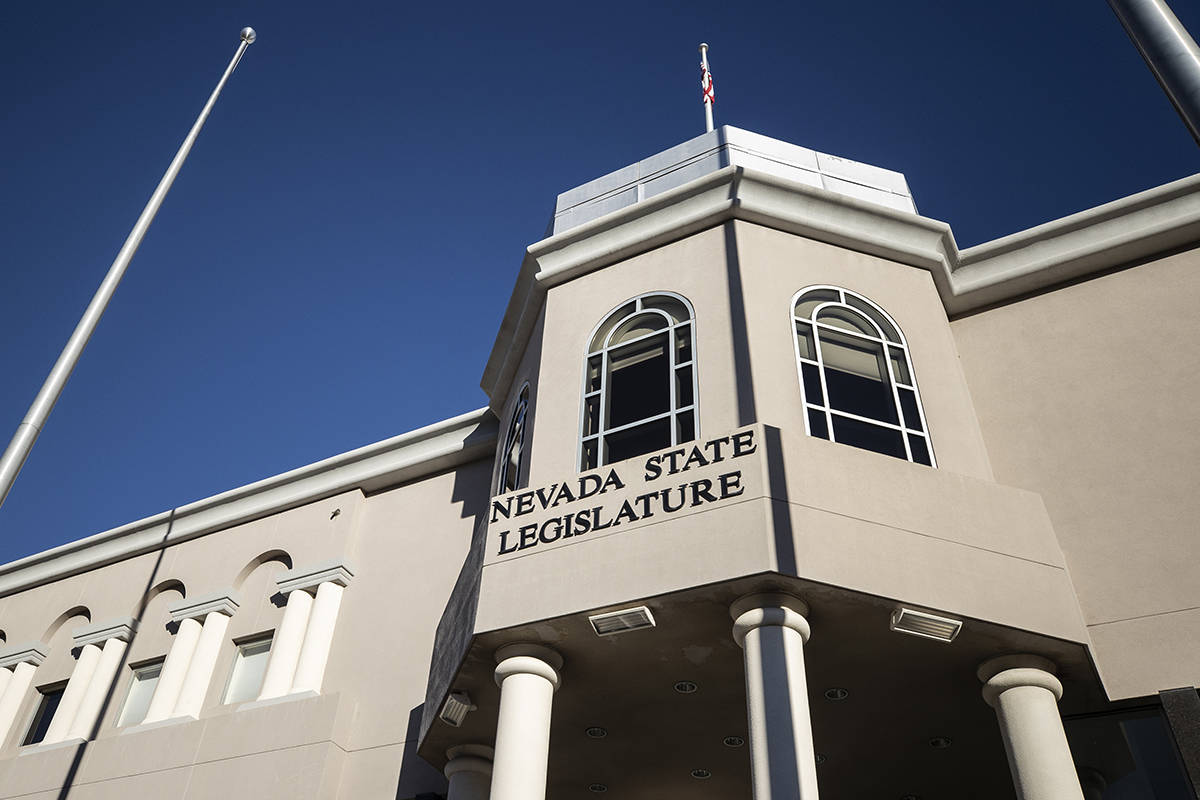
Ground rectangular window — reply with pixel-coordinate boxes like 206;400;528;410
23;685;65;746
117;661;163;727
223;635;272;704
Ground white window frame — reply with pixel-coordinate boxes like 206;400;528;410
791;285;935;467
497;383;530;493
116;659;164;727
222;634;273;705
578;292;699;470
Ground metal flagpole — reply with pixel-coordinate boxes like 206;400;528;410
0;27;258;511
700;43;715;132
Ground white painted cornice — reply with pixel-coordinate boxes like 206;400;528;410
481;166;1200;405
73;618;137;648
0;642;47;668
277;560;354;594
168;592;239;622
0;408;498;598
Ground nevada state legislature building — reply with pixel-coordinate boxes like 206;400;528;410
0;126;1198;800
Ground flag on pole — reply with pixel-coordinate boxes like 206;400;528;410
699;43;715;133
701;56;715;106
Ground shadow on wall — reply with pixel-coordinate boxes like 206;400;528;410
395;703;449;799
54;508;177;800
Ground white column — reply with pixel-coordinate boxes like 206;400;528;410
445;744;493;800
0;666;12;701
979;655;1085;800
42;642;101;744
173;610;231;718
257;588;313;700
489;644;561;800
731;593;819;800
291;581;343;694
143;615;203;724
68;635;129;740
0;645;46;746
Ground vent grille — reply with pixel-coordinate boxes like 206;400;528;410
588;606;656;636
438;691;475;727
889;608;962;643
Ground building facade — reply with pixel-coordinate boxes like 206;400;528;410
0;127;1197;799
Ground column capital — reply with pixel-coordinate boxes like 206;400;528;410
73;617;137;648
168;591;240;622
277;560;354;594
730;593;810;647
493;644;562;691
978;654;1063;707
445;744;494;779
0;641;47;669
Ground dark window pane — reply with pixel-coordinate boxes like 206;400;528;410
24;688;64;746
889;346;911;385
582;438;599;470
675;325;692;364
606;418;672;464
584;395;600;437
607;333;670;428
801;362;823;405
898;388;922;432
587;355;602;392
820;329;898;424
831;416;906;460
795;322;815;360
909;434;931;466
808;408;829;439
675;365;694;408
676;410;696;444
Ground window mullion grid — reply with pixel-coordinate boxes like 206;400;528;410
598;348;609;465
881;340;914;462
668;322;678;446
603;408;677;437
812;331;836;442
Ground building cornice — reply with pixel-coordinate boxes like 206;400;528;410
0;408;498;599
481;166;1200;404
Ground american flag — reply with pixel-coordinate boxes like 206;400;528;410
701;59;715;106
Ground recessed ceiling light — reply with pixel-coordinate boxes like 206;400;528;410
890;607;962;643
815;753;827;765
588;784;608;793
586;726;608;739
824;687;849;701
901;795;921;800
690;769;712;780
723;735;745;747
929;736;953;749
674;680;699;694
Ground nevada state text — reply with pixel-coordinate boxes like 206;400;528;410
491;430;757;556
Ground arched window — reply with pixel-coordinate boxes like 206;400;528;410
580;293;698;469
498;384;529;492
792;286;934;466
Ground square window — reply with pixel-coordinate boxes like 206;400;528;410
23;685;65;746
117;661;163;727
223;635;272;704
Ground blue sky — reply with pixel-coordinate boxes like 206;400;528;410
1;1;1197;564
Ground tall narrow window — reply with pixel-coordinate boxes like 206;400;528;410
498;384;529;493
223;635;272;704
581;293;698;469
117;661;163;727
23;685;65;746
792;286;934;466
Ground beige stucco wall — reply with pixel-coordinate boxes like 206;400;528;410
951;247;1200;699
0;456;491;799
